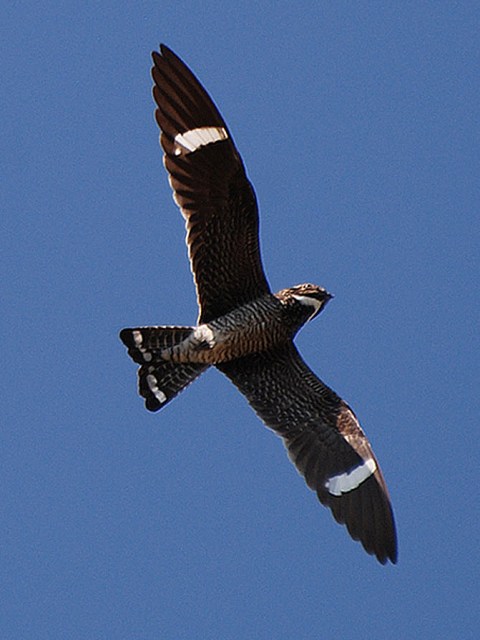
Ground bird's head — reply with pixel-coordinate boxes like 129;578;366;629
276;283;333;322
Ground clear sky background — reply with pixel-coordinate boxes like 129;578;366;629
2;2;479;639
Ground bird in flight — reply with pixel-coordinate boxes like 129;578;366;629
120;45;397;564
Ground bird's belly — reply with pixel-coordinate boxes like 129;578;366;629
167;305;292;364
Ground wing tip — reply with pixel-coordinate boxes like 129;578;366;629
314;468;398;565
152;43;174;61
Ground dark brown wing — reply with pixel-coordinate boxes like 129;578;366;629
152;45;270;323
217;342;397;564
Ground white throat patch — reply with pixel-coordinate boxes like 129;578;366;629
292;294;323;320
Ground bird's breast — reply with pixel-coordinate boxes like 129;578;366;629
166;295;298;364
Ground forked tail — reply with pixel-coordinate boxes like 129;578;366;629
119;326;208;411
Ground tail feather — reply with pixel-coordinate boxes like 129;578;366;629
138;360;208;411
120;326;208;411
119;326;194;364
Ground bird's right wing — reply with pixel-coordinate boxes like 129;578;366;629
152;45;270;323
217;342;397;564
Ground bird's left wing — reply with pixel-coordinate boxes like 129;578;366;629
217;342;397;564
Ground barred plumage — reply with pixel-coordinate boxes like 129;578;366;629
120;45;397;564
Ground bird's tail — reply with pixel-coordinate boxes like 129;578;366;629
119;326;208;411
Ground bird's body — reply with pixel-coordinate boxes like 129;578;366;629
127;285;330;365
120;45;398;564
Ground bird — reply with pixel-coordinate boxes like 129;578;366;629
120;44;397;564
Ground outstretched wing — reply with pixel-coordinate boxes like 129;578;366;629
152;45;270;323
217;343;397;564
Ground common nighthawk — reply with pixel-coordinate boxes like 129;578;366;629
120;45;397;564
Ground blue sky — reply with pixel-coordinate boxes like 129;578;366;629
2;2;479;638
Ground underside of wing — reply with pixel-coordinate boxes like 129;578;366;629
217;343;397;564
151;45;270;322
